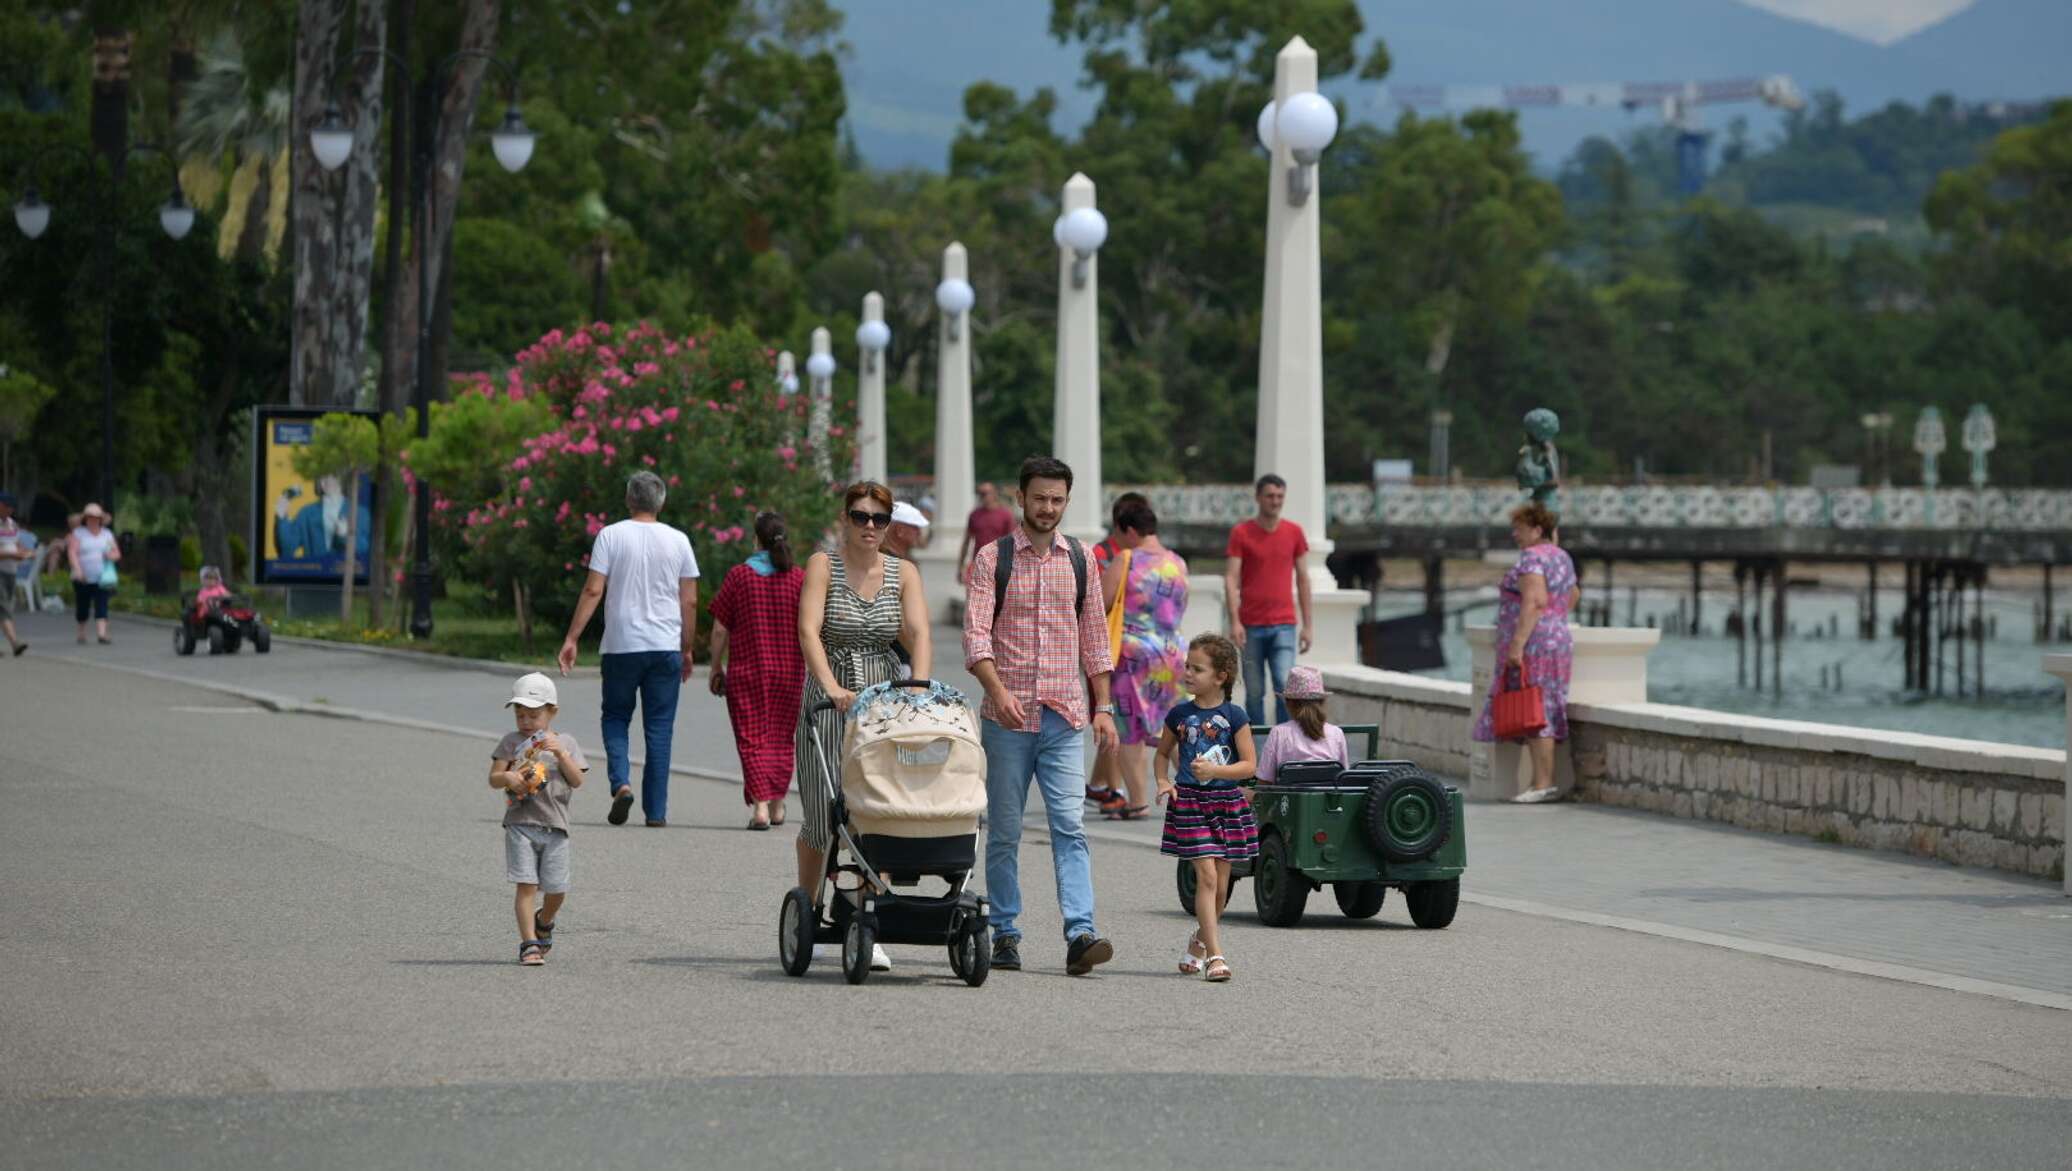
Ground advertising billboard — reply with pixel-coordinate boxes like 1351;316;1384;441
251;405;378;586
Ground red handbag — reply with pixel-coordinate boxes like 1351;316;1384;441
1491;662;1548;741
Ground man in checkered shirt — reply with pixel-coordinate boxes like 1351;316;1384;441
964;455;1120;976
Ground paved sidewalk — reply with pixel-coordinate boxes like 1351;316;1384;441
14;607;2070;1004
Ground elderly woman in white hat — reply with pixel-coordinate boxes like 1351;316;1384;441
67;502;120;645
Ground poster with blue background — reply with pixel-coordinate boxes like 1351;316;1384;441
252;406;377;585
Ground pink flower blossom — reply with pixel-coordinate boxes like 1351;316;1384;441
634;362;659;376
777;445;797;461
573;405;588;419
556;501;572;522
661;406;680;423
667;475;681;486
586;518;605;537
732;486;746;498
519;476;532;492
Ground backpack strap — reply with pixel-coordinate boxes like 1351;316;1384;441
992;535;1016;621
1066;536;1087;616
991;533;1090;618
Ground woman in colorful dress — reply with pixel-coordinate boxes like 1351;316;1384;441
1099;497;1189;820
1471;501;1580;803
709;512;806;830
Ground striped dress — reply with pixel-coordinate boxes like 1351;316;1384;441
1159;700;1261;860
797;551;906;851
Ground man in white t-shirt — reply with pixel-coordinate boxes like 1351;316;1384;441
557;471;701;827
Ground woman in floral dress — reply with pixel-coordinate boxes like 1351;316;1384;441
1471;501;1580;803
1099;498;1189;819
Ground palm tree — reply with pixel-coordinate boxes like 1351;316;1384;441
176;29;289;265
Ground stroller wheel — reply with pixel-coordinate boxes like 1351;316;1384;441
779;888;814;977
950;924;991;988
842;916;876;986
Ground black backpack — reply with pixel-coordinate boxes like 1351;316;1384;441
992;534;1087;620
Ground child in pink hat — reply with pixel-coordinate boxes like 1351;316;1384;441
1254;666;1349;785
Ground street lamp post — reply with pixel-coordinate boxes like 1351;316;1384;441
806;329;835;483
12;140;195;507
314;49;534;639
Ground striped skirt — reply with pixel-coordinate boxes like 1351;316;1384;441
1160;786;1260;860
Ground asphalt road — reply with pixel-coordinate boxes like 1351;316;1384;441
4;650;2071;1169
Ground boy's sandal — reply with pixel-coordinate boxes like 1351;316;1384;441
1204;955;1232;982
1113;804;1154;820
519;940;547;966
532;913;554;951
1178;931;1206;976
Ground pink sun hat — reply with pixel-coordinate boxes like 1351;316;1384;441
1282;666;1329;700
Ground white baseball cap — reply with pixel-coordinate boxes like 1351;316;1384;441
890;501;930;529
505;672;559;709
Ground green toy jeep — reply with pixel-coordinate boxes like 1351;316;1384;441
1174;724;1465;929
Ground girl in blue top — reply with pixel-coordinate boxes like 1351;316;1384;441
1156;632;1259;982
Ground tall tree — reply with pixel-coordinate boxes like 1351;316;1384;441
288;0;385;406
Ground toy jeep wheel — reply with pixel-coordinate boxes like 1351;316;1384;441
1252;834;1309;927
174;625;195;656
1364;768;1453;863
252;624;271;654
1175;859;1236;917
1406;879;1460;929
1334;881;1387;919
206;626;225;655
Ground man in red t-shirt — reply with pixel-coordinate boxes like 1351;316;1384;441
1223;474;1312;725
957;481;1018;585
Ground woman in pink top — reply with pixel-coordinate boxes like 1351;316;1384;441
1253;667;1349;783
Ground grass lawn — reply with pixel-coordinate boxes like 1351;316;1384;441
86;575;584;669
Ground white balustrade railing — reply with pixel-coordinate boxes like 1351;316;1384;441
1108;483;2072;532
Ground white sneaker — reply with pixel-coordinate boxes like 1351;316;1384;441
1510;787;1555;804
870;944;892;972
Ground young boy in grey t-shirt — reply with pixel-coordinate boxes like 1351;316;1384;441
491;672;589;965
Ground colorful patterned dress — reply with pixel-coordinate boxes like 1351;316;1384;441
1472;542;1578;743
1113;547;1190;747
1159;700;1261;860
709;559;806;805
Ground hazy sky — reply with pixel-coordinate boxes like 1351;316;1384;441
1739;0;1976;44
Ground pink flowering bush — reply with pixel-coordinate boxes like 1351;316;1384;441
417;321;848;627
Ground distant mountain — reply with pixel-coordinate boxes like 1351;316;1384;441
832;0;2069;172
1887;0;2072;103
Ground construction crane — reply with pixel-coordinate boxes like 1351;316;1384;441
1383;76;1807;195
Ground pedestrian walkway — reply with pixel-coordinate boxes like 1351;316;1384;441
16;607;2069;1005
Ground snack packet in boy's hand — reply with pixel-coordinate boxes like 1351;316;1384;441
505;733;549;805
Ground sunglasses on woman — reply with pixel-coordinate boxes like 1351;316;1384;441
847;509;893;528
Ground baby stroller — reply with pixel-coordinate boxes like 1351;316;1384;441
779;679;992;986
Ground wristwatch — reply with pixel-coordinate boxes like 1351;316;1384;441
1093;703;1117;715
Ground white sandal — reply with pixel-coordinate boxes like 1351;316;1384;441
1178;931;1206;975
1204;955;1232;982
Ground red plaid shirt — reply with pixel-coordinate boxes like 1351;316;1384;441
963;527;1114;728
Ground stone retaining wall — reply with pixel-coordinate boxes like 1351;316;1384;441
1321;664;2067;883
1569;713;2065;881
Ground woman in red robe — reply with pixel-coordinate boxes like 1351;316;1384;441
709;512;807;829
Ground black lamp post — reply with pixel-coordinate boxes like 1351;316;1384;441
12;141;195;508
312;50;534;639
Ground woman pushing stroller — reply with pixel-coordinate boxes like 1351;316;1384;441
794;481;934;972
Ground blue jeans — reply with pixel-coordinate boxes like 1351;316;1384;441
600;651;682;822
1242;624;1299;726
981;707;1097;943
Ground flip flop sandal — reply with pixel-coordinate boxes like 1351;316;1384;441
1204;955;1232;983
1114;804;1154;820
747;818;771;831
532;913;555;952
1178;932;1206;976
519;940;547;966
608;789;634;825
